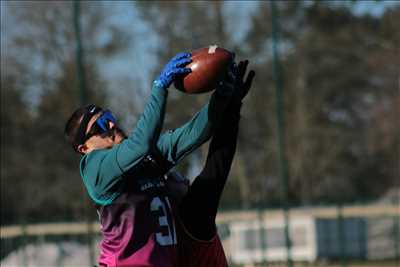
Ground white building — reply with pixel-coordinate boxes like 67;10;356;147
217;204;398;265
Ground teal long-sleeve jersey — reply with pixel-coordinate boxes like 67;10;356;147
79;83;218;206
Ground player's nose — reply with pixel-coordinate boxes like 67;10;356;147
108;121;115;130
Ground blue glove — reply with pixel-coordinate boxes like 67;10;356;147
154;52;192;89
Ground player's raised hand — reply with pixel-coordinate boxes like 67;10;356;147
154;52;192;89
233;60;255;102
215;65;236;97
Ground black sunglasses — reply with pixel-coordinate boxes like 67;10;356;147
74;105;117;149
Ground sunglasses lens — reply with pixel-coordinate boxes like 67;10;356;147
86;123;103;138
81;110;117;142
95;111;115;131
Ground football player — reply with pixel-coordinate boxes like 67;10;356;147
64;52;240;267
174;60;255;267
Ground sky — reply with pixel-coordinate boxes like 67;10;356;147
348;0;399;16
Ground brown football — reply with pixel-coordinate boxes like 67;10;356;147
174;45;233;94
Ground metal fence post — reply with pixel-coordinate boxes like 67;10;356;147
394;188;400;264
73;0;87;105
73;1;95;266
337;204;347;267
21;222;28;267
394;212;400;263
258;209;268;266
269;1;292;266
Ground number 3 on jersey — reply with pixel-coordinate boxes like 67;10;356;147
150;196;177;246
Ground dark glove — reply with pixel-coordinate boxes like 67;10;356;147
154;52;192;89
231;60;255;105
215;65;236;97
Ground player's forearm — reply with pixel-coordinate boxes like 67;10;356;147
212;97;241;142
210;113;240;158
156;101;212;165
178;107;240;237
200;104;240;180
207;91;232;126
116;83;167;170
156;90;233;165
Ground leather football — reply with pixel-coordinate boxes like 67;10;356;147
174;45;233;94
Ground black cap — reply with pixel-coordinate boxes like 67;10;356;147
73;104;102;149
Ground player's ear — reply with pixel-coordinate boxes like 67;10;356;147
77;144;89;154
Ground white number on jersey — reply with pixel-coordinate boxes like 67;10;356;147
150;196;177;246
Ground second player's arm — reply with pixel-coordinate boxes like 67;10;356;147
156;92;231;166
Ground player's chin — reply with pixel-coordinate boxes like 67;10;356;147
113;128;127;144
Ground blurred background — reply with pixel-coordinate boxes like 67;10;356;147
1;1;399;267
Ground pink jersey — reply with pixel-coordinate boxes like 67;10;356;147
97;178;179;267
96;177;228;267
176;219;228;267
